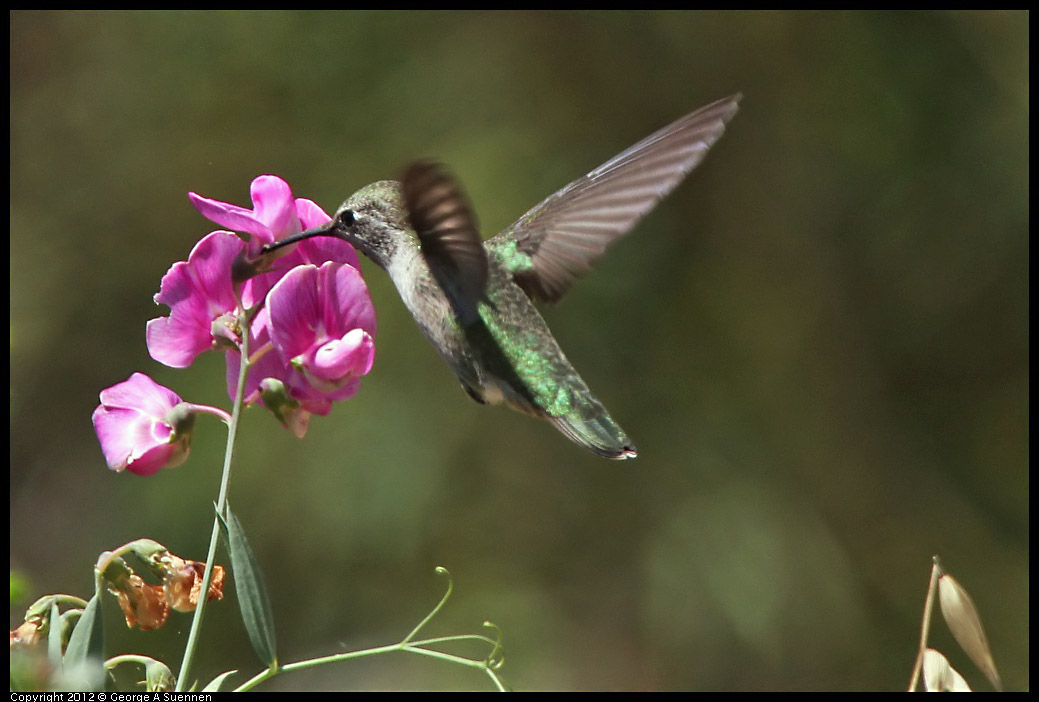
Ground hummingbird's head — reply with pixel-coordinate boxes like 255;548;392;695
308;180;414;270
261;180;414;271
340;180;407;230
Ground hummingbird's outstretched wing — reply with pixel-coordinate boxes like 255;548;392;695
402;161;489;307
488;94;741;303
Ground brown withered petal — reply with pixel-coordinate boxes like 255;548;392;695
113;592;135;628
164;560;225;613
112;574;170;631
10;620;42;649
922;648;971;692
937;573;1002;691
163;561;198;613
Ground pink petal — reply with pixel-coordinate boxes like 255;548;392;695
250;176;298;240
298;237;361;273
267;265;323;361
188;192;272;242
152;232;241;312
294;198;333;230
148;232;243;367
92;405;172;473
147;315;214;369
92;405;143;470
125;442;185;476
310;376;362;404
325;263;376;336
152;259;198;310
308;329;373;381
97;373;182;416
292;386;336;415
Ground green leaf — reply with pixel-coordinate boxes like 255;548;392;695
218;503;278;668
201;669;238;692
63;592;104;689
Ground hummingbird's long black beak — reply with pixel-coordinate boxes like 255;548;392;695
233;221;341;284
262;221;338;255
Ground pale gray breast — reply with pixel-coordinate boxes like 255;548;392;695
386;245;494;399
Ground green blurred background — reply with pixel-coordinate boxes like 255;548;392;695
10;10;1027;691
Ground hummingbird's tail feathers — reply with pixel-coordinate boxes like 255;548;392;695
549;412;638;460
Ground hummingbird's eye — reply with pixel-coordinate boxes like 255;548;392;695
338;209;356;227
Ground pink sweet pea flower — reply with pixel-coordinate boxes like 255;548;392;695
189;175;360;307
268;262;376;407
223;263;376;438
92;373;195;476
146;231;244;368
135;176;376;444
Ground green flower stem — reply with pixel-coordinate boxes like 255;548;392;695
95;539;163;575
183;403;233;425
105;654;158;670
402;634;499;648
232;568;504;692
50;594;90;609
233;635;504;692
485;666;508;692
175;302;253;692
26;594;90;615
401;566;453;644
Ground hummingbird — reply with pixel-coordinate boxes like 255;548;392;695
264;94;740;459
